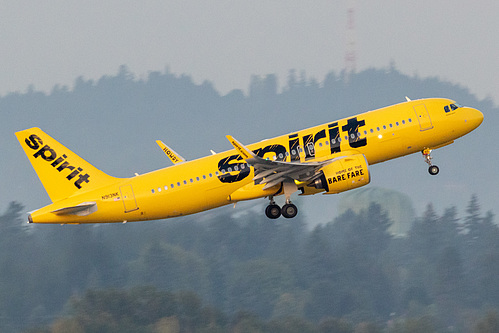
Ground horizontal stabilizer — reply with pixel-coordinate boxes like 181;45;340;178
51;202;97;216
156;140;186;164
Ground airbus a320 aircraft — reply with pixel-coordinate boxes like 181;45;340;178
16;98;483;224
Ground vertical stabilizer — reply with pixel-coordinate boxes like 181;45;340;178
15;128;121;202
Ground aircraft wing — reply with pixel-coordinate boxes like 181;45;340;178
226;135;337;190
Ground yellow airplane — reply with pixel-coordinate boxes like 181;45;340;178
16;97;483;224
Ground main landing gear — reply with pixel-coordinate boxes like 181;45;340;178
265;180;299;219
265;197;298;219
422;148;439;175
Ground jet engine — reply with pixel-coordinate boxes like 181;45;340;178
311;154;370;194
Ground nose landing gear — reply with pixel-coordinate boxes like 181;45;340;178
422;148;439;175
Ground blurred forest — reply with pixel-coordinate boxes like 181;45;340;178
0;195;496;332
1;66;498;332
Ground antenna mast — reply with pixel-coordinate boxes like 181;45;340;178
344;0;357;83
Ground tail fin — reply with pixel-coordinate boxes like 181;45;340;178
15;127;121;202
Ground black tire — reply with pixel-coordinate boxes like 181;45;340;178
281;203;298;219
428;165;439;175
265;204;281;219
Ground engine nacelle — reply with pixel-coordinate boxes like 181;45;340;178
311;154;370;194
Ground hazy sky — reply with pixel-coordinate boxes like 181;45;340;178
1;0;498;102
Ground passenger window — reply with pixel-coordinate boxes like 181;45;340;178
164;185;168;190
190;179;193;183
389;124;393;128
377;127;380;131
396;122;399;126
158;188;161;192
171;184;174;188
151;189;155;194
370;129;374;133
408;118;412;122
383;125;386;130
183;180;187;185
306;142;315;156
196;177;200;181
402;120;406;124
177;182;181;187
203;175;206;179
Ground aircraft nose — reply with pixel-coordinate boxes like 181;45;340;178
464;107;484;129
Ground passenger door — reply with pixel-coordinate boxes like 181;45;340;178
413;104;433;131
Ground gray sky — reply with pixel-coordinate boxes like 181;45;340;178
1;0;498;102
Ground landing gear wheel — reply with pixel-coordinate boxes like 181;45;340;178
281;203;298;219
428;165;439;175
422;149;439;176
265;204;281;219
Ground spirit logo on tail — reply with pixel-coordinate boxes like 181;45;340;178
24;134;90;189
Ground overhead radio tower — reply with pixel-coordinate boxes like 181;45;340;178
344;0;357;83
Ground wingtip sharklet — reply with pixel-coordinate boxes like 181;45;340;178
226;135;256;160
156;140;186;164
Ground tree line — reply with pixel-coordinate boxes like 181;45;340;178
0;195;495;332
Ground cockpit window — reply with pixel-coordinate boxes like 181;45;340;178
444;103;462;113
